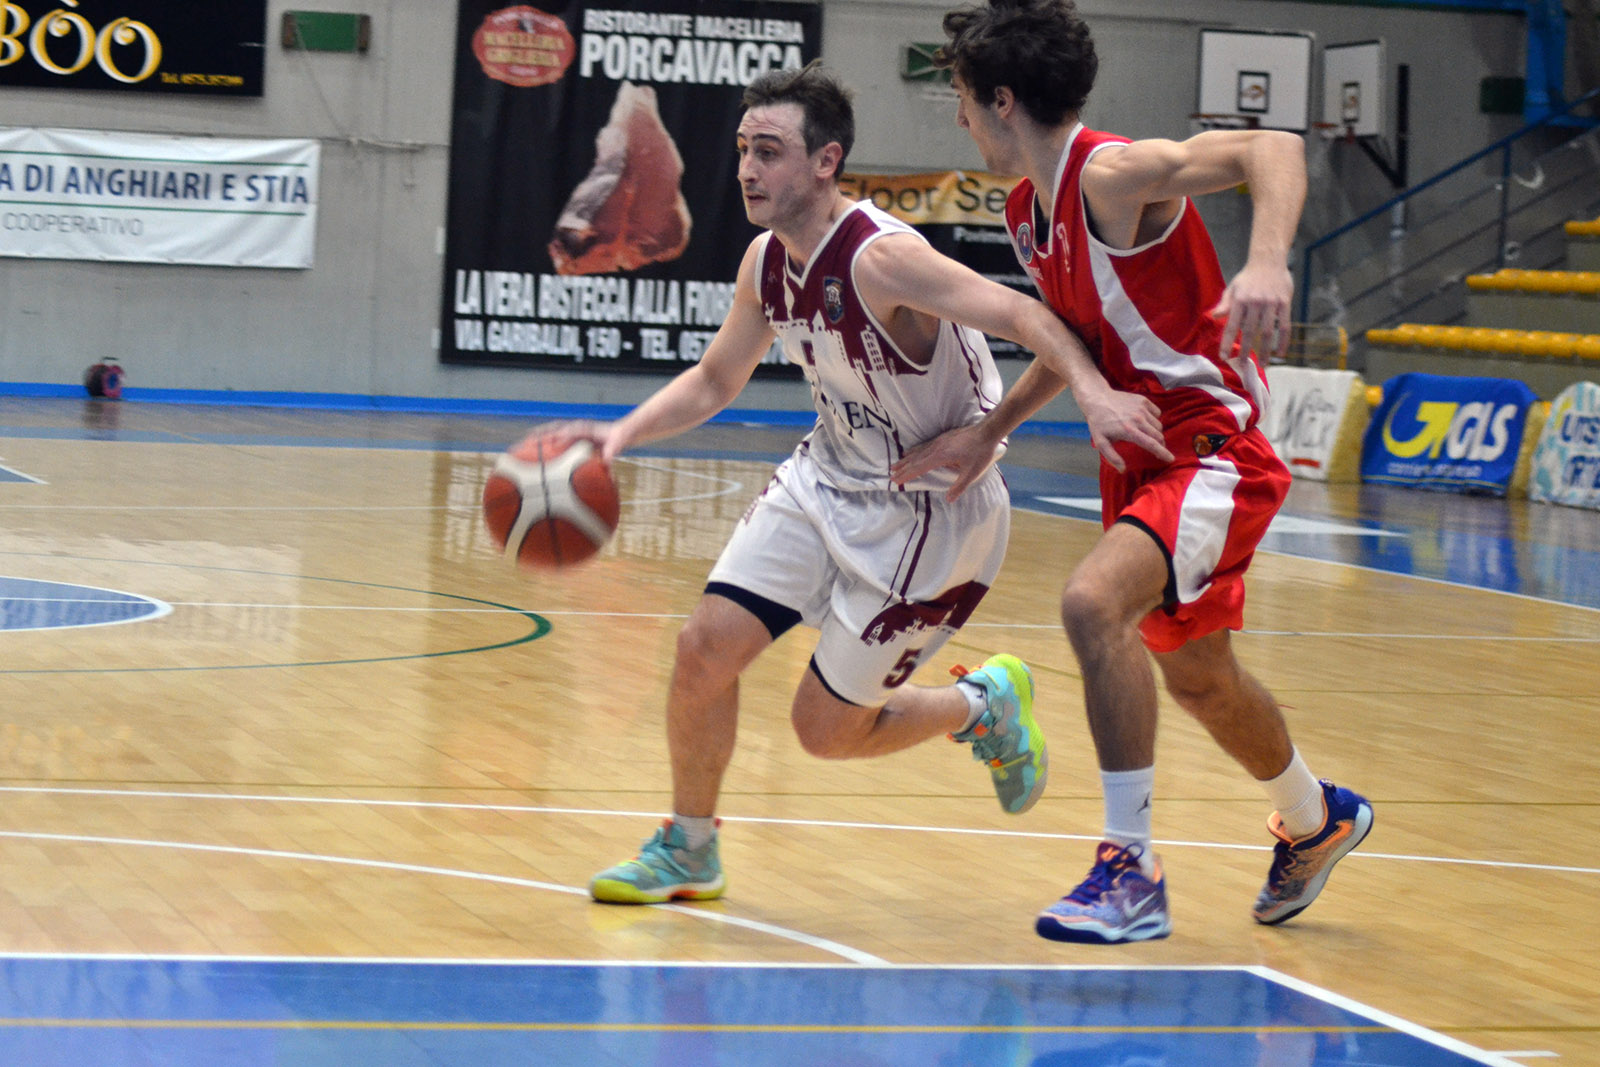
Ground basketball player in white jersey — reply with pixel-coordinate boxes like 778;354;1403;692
893;0;1373;943
539;62;1170;905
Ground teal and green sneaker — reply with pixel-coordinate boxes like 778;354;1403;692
589;820;725;904
950;654;1048;814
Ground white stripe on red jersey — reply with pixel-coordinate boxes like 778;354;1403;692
1004;124;1270;438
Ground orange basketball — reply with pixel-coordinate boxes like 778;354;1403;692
482;437;620;569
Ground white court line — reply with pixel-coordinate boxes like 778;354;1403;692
3;786;1594;877
0;462;44;484
0;458;746;512
1252;966;1530;1067
0;829;883;966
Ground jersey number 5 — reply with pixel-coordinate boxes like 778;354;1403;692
883;648;923;689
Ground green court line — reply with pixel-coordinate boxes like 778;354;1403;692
0;553;549;673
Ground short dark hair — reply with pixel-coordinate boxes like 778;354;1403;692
938;0;1097;125
742;60;855;176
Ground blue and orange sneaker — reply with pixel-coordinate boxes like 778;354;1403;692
589;820;724;904
949;654;1048;814
1036;842;1172;944
1253;780;1373;925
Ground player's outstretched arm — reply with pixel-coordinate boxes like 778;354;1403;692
858;235;1170;487
1084;130;1306;360
528;240;776;463
892;358;1067;499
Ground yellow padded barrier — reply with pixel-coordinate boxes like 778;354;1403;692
1566;218;1600;237
1364;323;1600;357
1508;400;1550;498
1325;375;1368;483
1464;269;1600;294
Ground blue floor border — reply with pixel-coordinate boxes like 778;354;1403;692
0;382;1089;436
0;956;1520;1067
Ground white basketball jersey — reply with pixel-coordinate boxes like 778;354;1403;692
756;201;1003;493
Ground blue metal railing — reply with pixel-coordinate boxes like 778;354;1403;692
1297;84;1600;324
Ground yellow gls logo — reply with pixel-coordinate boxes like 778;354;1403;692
1382;397;1519;462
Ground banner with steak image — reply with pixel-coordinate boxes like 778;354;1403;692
441;0;821;373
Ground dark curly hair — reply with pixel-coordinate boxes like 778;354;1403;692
938;0;1097;125
743;60;856;175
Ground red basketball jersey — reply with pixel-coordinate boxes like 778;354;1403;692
1004;124;1270;447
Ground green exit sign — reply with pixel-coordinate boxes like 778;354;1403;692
282;11;372;53
902;43;951;83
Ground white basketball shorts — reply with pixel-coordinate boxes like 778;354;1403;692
706;448;1010;707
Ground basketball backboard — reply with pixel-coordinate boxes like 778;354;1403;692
1196;28;1314;132
1322;40;1386;139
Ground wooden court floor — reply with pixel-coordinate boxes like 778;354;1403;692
0;396;1595;1063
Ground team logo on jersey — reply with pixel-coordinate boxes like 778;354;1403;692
823;277;846;323
860;581;990;647
1015;222;1034;263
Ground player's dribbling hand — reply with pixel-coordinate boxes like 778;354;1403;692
518;420;624;464
1212;260;1293;362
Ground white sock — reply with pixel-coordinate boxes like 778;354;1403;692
673;813;716;850
1261;749;1325;840
955;679;986;732
1101;766;1157;874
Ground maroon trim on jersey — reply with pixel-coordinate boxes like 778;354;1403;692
858;578;992;648
758;208;930;380
890;491;935;602
953;326;997;412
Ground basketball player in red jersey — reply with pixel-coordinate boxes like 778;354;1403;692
539;63;1170;905
893;0;1373;943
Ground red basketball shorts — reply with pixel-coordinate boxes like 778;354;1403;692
1100;426;1290;654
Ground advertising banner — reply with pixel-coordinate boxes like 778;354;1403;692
1360;372;1539;495
1529;380;1600;509
0;127;319;267
0;2;266;96
1261;366;1366;481
441;0;821;374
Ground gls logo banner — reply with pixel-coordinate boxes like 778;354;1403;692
1360;372;1538;496
0;1;265;95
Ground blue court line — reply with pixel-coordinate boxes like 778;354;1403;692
1002;468;1600;613
0;382;1086;435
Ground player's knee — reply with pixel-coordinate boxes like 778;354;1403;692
790;689;871;759
674;619;732;686
1059;578;1121;651
790;707;853;759
1163;661;1236;719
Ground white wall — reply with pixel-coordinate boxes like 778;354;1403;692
0;0;1529;412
